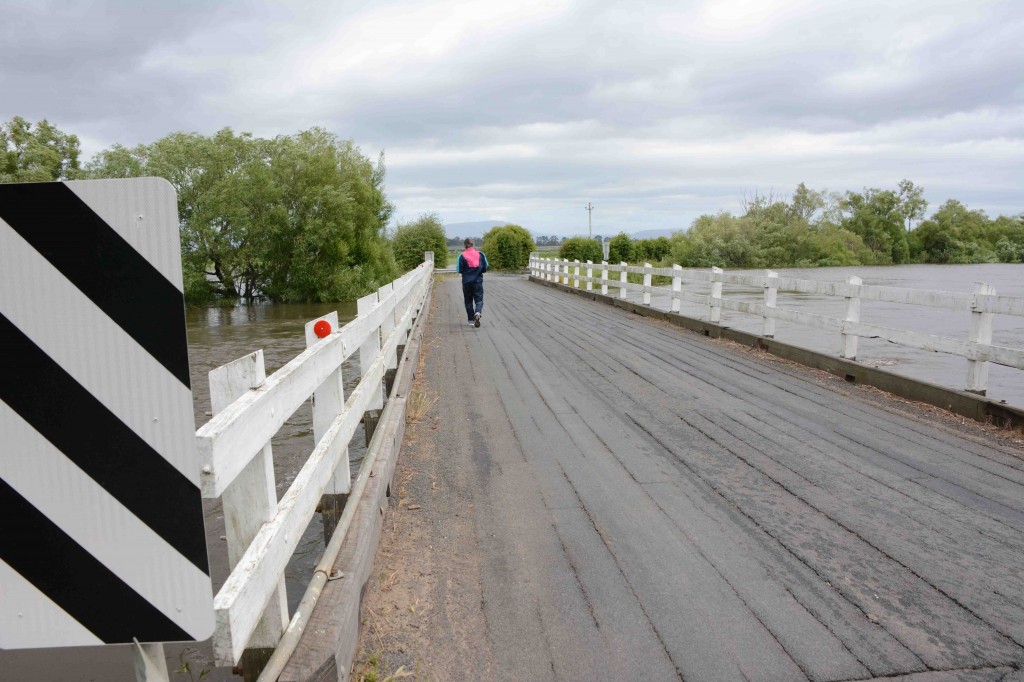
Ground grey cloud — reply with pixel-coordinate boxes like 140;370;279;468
2;0;1021;232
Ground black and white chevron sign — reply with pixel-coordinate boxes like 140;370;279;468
0;178;213;648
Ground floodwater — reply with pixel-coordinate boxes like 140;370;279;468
657;262;1024;410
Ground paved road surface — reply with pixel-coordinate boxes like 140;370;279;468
360;274;1024;682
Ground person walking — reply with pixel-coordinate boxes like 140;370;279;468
456;237;489;327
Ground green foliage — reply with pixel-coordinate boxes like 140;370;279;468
838;188;910;264
635;237;672;262
83;127;398;304
392;213;448;271
559;237;603;263
908;200;1000;264
481;223;535;269
664;181;1022;270
608;232;635;263
669;194;875;269
1;116;80;182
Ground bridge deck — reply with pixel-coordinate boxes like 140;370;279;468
360;274;1024;682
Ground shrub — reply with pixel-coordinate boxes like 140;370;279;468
559;237;603;263
608;232;635;263
393;213;448;271
996;237;1023;263
636;237;671;261
481;223;536;269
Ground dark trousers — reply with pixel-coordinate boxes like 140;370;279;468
462;281;484;321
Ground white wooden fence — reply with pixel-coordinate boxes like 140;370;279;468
529;254;1024;396
193;254;433;672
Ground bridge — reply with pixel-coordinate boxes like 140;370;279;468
6;252;1024;682
344;270;1024;682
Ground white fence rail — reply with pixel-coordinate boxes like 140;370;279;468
529;254;1024;397
194;255;434;671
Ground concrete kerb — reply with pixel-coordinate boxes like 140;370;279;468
529;275;1024;431
278;278;433;682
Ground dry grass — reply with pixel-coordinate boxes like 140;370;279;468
407;387;437;423
355;650;418;682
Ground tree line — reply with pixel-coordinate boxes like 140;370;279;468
556;182;1022;268
668;182;1022;268
6;116;1020;308
3;116;542;304
4;116;400;304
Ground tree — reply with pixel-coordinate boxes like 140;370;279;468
909;199;994;264
83;127;398;303
393;213;448;271
559;237;603;263
788;182;825;223
897;179;927;232
1;115;81;182
839;188;908;263
607;232;635;263
481;224;535;269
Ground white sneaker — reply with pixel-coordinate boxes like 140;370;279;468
474;312;482;328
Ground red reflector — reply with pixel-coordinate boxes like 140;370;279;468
314;320;332;338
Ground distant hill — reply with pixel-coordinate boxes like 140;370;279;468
443;220;509;238
632;228;680;239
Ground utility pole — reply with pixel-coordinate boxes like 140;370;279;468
585;202;594;239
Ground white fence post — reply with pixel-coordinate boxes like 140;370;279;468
586;260;593;291
966;282;996;395
304;312;349;544
619;262;628;299
552;259;558;283
357;291;385;411
842;275;862;359
671;264;682;313
380;282;397;378
209;350;288;670
574;259;581;288
643;263;652;305
763;270;778;338
709;266;723;323
563;258;570;285
601;261;609;295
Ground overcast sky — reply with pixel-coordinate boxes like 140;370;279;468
3;0;1022;235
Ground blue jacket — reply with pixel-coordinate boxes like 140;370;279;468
456;248;489;284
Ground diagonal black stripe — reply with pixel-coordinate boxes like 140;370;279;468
0;182;191;387
0;313;209;574
0;478;193;643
